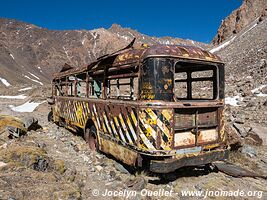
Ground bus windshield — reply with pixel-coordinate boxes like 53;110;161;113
140;58;224;101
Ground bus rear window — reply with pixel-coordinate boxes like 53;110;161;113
174;62;218;100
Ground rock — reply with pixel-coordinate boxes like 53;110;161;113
81;154;90;163
0;143;8;149
0;161;7;168
114;163;130;174
261;86;267;94
109;170;116;178
246;101;255;107
225;123;242;149
24;117;41;131
241;145;257;157
233;123;248;137
250;124;267;146
95;165;103;172
126;177;146;191
37;141;46;149
245;132;263;145
263;100;267;106
261;158;267;164
33;157;49;172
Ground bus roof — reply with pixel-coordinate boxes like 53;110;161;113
53;44;223;79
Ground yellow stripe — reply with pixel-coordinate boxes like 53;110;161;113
146;108;157;125
139;128;156;150
157;118;170;138
126;116;137;141
162;109;172;121
131;111;137;126
103;113;112;135
139;118;157;139
93;104;101;129
114;117;126;142
109;119;119;138
119;114;132;143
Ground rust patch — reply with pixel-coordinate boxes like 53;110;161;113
100;137;138;166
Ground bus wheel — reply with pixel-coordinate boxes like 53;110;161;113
48;111;53;122
84;126;98;151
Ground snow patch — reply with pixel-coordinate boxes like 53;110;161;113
82;38;86;45
24;75;43;85
0;94;27;99
240;23;257;37
0;77;11;87
9;53;15;60
18;87;32;91
63;46;72;61
28;72;40;80
9;101;44;112
225;95;243;106
128;32;135;38
210;36;236;53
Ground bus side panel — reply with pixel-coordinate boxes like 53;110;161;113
138;108;173;151
95;103;139;146
53;97;98;129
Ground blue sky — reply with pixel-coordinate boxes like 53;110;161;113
0;0;242;43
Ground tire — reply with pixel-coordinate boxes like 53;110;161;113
84;126;99;151
48;111;53;122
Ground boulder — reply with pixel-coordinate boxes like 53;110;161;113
261;86;267;94
249;124;267;146
225;123;242;149
233;123;248;137
241;145;257;157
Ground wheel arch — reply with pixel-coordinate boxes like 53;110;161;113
84;118;101;150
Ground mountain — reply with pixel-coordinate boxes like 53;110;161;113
212;0;267;45
209;6;267;125
0;18;208;87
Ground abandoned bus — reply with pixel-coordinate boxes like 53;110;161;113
48;41;229;173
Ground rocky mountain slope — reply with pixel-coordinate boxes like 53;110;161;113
0;18;208;88
212;0;267;45
209;14;267;126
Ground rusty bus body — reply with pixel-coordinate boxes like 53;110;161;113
49;42;229;173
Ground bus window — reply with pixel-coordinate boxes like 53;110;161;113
174;62;217;100
94;80;102;98
107;77;137;100
76;73;87;98
60;83;67;96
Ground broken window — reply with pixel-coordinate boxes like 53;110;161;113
174;62;217;100
107;77;137;100
76;73;87;98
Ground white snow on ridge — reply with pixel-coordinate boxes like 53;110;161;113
18;87;32;91
0;94;27;99
240;23;257;37
0;77;11;87
9;101;44;112
225;95;243;106
28;72;40;80
24;75;43;85
210;36;236;53
9;53;15;60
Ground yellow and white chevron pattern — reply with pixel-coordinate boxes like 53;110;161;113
54;98;173;151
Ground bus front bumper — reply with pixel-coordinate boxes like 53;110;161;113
149;149;229;173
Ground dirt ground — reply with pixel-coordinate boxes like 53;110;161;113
0;86;266;200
